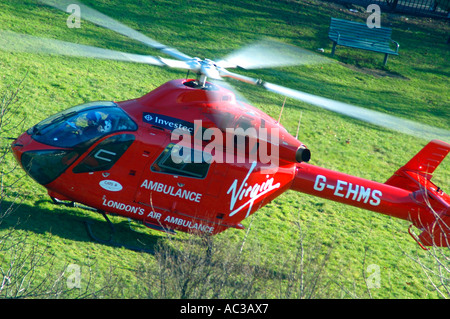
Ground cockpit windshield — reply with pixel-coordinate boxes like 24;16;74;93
28;101;137;148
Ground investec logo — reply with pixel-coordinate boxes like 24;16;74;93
170;120;279;166
143;112;194;133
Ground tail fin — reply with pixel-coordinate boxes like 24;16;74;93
385;140;450;248
385;140;450;192
417;213;450;248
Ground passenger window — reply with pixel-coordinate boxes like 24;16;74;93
73;134;135;173
151;143;211;179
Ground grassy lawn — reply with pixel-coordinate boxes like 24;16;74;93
0;0;449;299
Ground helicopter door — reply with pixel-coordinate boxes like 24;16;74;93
135;141;212;218
205;162;229;197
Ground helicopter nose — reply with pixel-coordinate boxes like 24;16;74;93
11;131;80;185
10;132;32;165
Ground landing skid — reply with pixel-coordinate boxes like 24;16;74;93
85;211;155;254
50;197;155;254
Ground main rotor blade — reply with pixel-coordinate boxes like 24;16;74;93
221;70;450;142
0;30;167;66
39;0;192;61
217;38;330;70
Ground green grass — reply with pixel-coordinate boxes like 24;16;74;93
0;0;449;299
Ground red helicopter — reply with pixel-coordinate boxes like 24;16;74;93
6;0;450;250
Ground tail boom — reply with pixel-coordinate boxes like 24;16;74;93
290;140;450;248
291;163;423;221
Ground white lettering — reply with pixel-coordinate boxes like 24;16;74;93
102;199;145;215
366;4;381;29
357;186;371;203
345;183;359;200
370;190;382;206
312;176;382;207
66;264;81;289
146;211;162;220
366;264;381;288
334;180;347;197
313;175;327;191
180;303;214;316
140;180;203;202
170;120;280;167
66;4;81;29
227;161;280;218
163;215;214;234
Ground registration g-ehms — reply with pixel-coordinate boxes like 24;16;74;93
8;0;450;251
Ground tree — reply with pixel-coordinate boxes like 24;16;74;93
0;78;121;298
0;76;27;222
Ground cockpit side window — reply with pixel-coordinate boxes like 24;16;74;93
73;134;135;173
151;143;211;179
29;102;137;148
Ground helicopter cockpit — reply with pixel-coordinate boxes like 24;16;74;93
28;101;137;148
19;101;137;185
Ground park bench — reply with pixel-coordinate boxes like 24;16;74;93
328;17;400;65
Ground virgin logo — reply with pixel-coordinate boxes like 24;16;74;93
227;161;280;218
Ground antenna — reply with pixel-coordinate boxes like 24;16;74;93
278;97;286;123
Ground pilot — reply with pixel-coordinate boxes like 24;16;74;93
56;111;112;141
83;111;112;136
86;111;102;128
78;111;101;137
